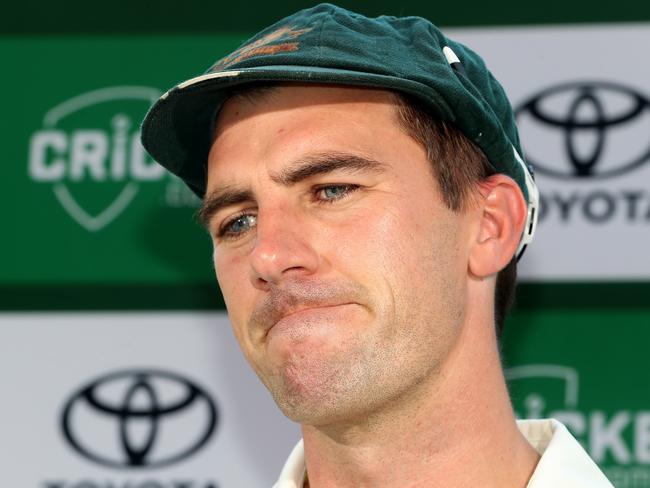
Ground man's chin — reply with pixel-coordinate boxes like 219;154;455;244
271;389;352;425
260;362;351;424
260;354;377;426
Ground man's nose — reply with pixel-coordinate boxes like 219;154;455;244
249;207;320;289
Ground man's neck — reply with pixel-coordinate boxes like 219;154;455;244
299;310;540;488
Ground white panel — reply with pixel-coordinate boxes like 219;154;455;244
0;313;300;487
449;24;650;280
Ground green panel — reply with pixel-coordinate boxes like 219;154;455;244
3;0;650;35
502;309;650;483
1;36;248;286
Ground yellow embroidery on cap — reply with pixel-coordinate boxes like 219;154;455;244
211;26;313;71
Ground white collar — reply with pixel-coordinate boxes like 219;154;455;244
273;419;613;488
519;419;613;487
274;439;306;488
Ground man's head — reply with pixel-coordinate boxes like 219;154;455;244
195;83;527;424
206;83;517;335
140;3;538;425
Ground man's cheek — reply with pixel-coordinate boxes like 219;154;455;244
350;207;405;262
215;260;255;341
215;252;248;296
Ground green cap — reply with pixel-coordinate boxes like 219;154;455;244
141;2;538;256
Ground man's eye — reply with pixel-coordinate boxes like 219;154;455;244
315;184;360;202
218;213;257;239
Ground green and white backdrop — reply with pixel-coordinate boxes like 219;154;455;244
1;1;649;487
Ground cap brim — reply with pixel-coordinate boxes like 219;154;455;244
141;65;454;197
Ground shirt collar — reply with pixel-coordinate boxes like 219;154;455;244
274;419;613;488
273;439;306;488
520;419;613;487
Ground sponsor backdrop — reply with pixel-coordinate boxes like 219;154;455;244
1;2;649;487
0;313;300;488
454;25;650;280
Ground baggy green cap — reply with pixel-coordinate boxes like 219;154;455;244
141;2;538;256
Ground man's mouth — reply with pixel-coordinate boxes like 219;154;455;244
247;280;369;341
265;302;356;337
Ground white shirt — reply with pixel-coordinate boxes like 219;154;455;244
273;418;614;488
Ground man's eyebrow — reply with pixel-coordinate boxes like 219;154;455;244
198;185;254;229
198;152;387;228
270;152;387;186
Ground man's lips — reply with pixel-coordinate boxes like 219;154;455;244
247;280;369;340
265;302;356;337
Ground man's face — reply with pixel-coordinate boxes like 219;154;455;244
205;85;474;425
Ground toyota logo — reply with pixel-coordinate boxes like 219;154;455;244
61;369;218;469
515;81;650;179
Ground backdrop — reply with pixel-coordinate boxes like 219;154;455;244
2;1;649;487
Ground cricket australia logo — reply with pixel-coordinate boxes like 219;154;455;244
507;364;650;486
28;86;164;231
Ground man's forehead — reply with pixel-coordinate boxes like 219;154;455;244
212;83;401;136
207;84;405;178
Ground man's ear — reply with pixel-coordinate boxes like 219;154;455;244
468;174;528;278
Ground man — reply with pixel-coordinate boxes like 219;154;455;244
142;4;613;487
